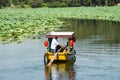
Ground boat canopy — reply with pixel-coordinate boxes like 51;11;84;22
46;32;74;38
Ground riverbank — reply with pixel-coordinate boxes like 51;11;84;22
0;6;120;43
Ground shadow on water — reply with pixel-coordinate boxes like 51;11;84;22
44;62;75;80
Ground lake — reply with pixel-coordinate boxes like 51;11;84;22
0;19;120;80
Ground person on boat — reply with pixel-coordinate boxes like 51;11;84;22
51;37;63;53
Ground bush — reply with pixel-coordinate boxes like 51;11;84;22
41;3;48;7
22;5;31;8
58;2;68;7
29;0;43;8
15;5;31;8
51;1;60;7
47;1;68;7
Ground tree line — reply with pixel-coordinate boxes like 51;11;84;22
1;0;120;8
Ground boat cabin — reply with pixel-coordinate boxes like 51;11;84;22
45;32;75;52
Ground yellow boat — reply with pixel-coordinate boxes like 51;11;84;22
44;32;76;64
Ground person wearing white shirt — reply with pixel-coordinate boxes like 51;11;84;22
51;37;62;53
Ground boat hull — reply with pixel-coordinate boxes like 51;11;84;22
44;50;76;65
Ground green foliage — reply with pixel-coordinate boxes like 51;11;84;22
0;8;62;43
46;1;68;7
1;0;120;8
41;3;48;7
28;0;44;8
0;6;120;43
58;2;68;7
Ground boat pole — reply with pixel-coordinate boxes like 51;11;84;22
47;45;67;67
47;47;62;67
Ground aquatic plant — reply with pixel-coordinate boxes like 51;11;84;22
0;8;62;43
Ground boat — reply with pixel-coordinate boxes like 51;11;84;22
43;32;76;65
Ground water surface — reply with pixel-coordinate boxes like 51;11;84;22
0;19;120;80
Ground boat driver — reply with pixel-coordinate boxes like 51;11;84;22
51;37;63;53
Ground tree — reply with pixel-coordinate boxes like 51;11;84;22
0;0;10;8
28;0;44;8
1;0;120;8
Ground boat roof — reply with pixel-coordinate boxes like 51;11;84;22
46;32;74;38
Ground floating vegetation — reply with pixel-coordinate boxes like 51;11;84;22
0;6;120;43
0;8;62;44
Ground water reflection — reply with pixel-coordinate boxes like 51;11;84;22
45;62;75;80
62;19;120;44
